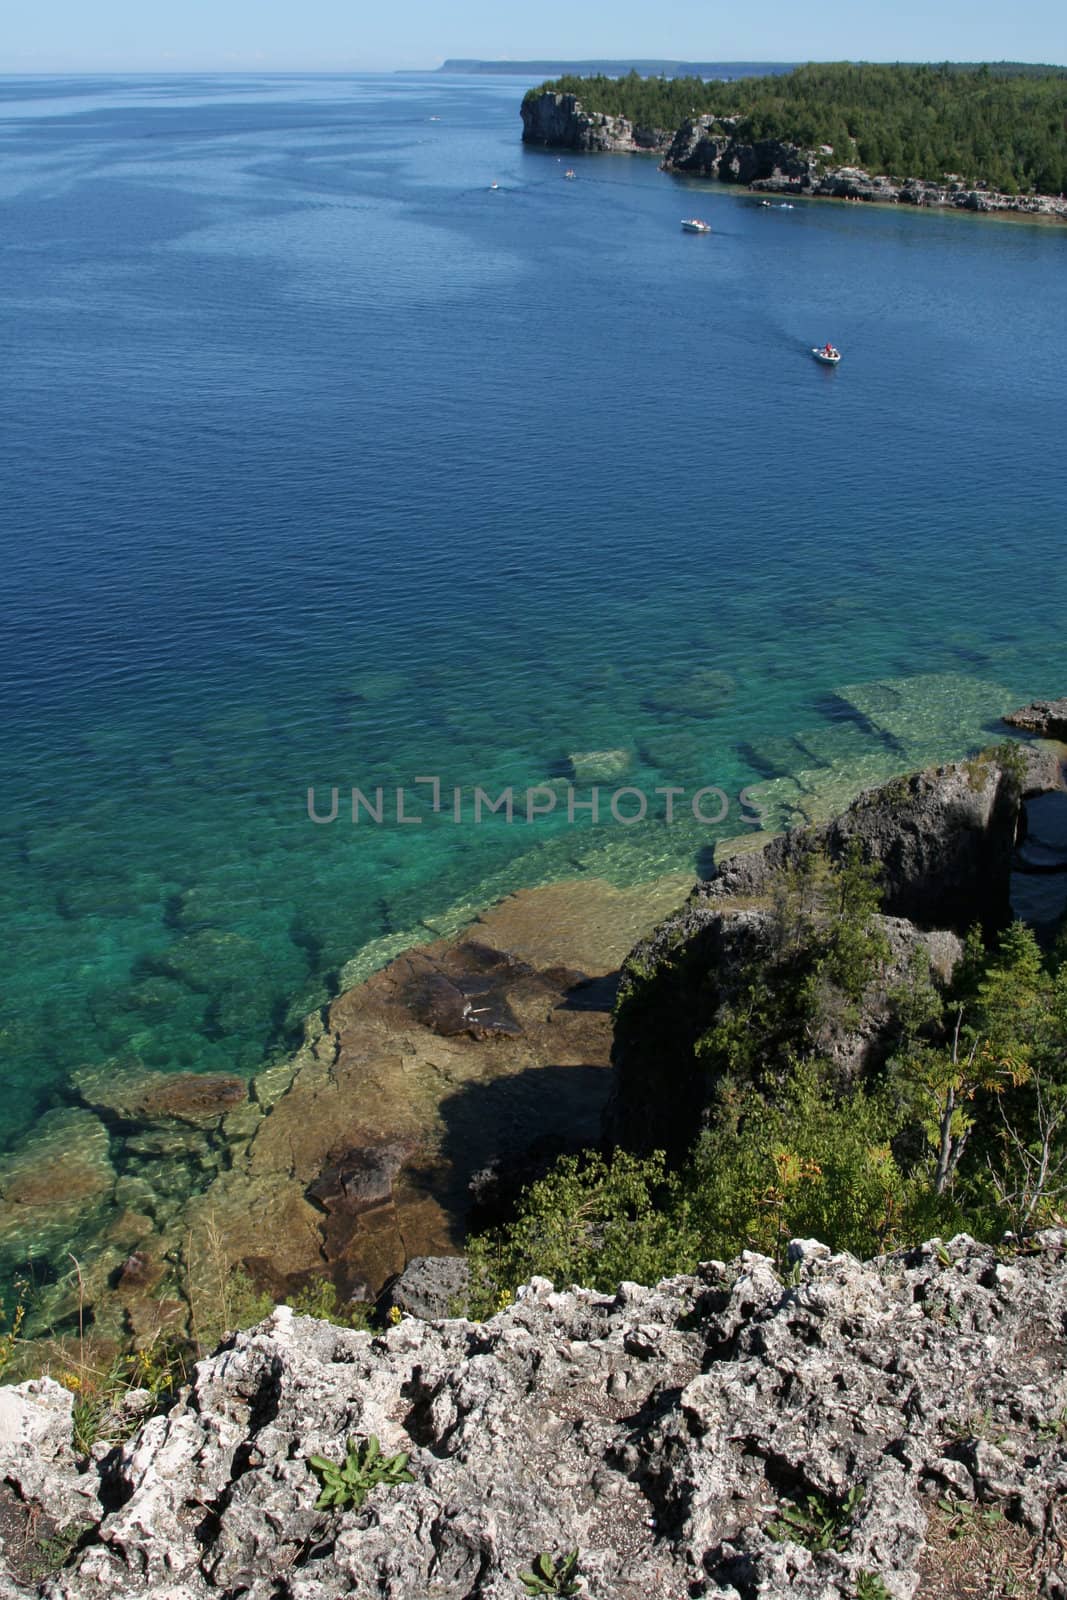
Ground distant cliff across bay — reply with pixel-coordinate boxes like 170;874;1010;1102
433;58;796;79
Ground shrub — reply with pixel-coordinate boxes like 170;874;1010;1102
467;1150;698;1317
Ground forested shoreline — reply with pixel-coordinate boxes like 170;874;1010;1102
525;62;1067;192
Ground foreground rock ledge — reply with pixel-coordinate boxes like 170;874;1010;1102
3;1234;1066;1599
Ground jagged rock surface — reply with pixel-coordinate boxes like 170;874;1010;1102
696;757;1020;933
1006;699;1067;740
3;1234;1067;1598
661;117;1067;217
608;756;1025;1156
509;102;1067;218
521;92;672;152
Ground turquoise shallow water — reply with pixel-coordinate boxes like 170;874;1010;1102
1;72;1066;1150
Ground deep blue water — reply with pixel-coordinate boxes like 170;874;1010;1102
1;72;1065;1149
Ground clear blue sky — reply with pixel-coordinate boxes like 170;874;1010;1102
5;0;1066;73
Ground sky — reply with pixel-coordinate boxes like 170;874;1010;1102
3;0;1066;74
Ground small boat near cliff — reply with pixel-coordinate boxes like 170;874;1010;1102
681;218;711;233
812;345;842;365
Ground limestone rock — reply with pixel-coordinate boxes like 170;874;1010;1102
0;1378;100;1539
700;755;1020;934
521;91;672;153
15;1233;1067;1600
608;755;1025;1156
1004;697;1067;740
387;1255;471;1320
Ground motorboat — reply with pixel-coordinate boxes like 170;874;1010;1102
681;218;711;233
812;345;842;365
564;169;577;180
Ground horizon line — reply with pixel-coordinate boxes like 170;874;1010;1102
3;55;1067;76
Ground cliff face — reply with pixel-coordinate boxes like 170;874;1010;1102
664;116;1067;216
522;98;1067;218
608;751;1057;1159
520;91;672;153
665;119;810;183
3;1232;1066;1598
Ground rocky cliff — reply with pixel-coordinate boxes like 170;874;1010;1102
666;117;1067;216
664;117;1067;216
608;746;1062;1159
521;93;1067;219
2;1232;1066;1598
3;725;1067;1594
675;116;1067;216
521;91;673;153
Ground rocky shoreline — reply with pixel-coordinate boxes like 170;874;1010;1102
0;873;693;1350
2;702;1067;1594
521;90;1067;221
2;699;1066;1353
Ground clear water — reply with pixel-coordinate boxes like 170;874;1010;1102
1;72;1065;1150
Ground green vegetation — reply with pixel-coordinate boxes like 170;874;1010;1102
286;1278;373;1330
467;1150;695;1316
0;1284;27;1382
855;1575;893;1600
518;1551;583;1596
526;62;1067;191
767;1484;865;1552
307;1435;415;1512
61;1340;188;1457
468;849;1067;1314
695;841;892;1081
937;1497;1005;1540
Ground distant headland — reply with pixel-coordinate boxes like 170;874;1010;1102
432;58;796;78
521;62;1067;222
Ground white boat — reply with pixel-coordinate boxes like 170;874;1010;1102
564;169;577;180
812;345;842;365
681;218;711;233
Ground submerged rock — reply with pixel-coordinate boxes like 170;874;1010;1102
566;748;632;783
71;1061;247;1128
21;874;690;1341
6;1233;1066;1599
0;1109;114;1269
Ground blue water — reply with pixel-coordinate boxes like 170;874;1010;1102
1;72;1066;1150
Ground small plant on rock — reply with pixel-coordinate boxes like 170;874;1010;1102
307;1435;414;1511
936;1496;1004;1540
60;1338;188;1457
518;1550;582;1596
767;1484;864;1553
287;1278;372;1330
1037;1405;1067;1441
856;1572;892;1600
0;1282;27;1381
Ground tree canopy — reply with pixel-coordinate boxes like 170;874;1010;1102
526;63;1067;192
